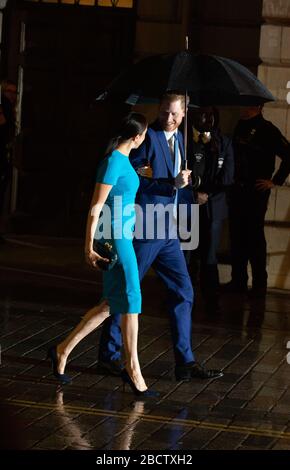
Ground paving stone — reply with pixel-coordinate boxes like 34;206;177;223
241;434;276;448
1;258;290;450
205;431;246;450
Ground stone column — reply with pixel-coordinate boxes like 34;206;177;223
258;0;290;288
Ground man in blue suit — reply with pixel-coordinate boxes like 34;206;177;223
97;93;223;381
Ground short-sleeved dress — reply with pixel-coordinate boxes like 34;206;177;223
95;149;141;315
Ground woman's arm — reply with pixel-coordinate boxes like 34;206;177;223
84;182;112;268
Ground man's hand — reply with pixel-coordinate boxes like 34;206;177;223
137;165;153;178
196;192;209;205
174;170;192;189
255;179;275;191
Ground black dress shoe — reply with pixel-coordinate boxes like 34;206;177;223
96;359;123;376
191;362;224;379
46;346;72;385
121;369;160;398
175;362;223;381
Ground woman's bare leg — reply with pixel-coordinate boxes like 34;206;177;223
56;300;109;374
121;314;147;392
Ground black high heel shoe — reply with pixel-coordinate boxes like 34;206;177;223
47;346;72;385
121;369;159;397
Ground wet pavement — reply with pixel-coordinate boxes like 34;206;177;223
1;235;290;451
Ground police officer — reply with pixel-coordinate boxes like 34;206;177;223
227;105;290;297
187;107;234;310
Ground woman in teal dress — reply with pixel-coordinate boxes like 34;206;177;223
47;113;156;396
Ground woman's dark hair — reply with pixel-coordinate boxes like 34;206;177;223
104;112;147;157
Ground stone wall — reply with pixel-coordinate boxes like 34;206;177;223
258;0;290;289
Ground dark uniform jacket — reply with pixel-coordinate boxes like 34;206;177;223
233;113;290;187
189;131;234;220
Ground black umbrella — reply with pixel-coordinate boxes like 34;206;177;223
96;52;274;106
96;52;274;168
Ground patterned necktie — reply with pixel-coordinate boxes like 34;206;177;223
168;135;175;163
168;134;180;176
168;134;180;218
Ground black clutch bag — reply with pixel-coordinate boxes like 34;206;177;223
93;239;118;271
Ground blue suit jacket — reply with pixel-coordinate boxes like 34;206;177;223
129;121;195;240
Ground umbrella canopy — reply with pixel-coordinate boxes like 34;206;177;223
96;52;274;106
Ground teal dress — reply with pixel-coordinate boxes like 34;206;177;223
95;150;141;314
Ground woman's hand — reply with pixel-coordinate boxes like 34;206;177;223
85;249;109;270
